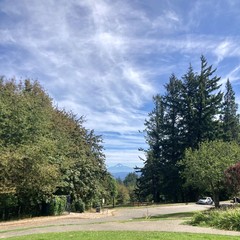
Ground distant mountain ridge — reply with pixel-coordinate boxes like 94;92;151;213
108;163;134;180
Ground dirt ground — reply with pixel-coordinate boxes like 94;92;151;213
1;204;240;239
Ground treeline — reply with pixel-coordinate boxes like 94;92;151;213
137;56;240;203
0;77;114;220
114;173;138;206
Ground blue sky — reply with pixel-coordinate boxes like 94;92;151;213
0;0;240;168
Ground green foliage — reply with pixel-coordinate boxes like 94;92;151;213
191;206;240;231
123;173;138;202
0;77;109;219
161;74;183;201
138;56;240;203
0;193;18;220
95;174;118;208
138;95;165;202
193;56;223;143
72;198;85;213
49;196;67;216
116;183;130;205
220;79;240;142
123;173;138;187
190;211;213;226
225;162;240;196
180;140;240;207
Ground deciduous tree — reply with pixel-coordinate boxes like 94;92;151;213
225;162;240;197
180;140;240;207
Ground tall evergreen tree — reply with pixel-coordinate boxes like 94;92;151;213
180;65;198;149
138;56;224;203
137;95;165;202
194;56;222;144
161;74;183;201
221;79;239;142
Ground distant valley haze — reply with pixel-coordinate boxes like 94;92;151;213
108;163;135;180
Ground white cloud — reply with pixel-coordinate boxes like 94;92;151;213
220;65;240;87
1;0;240;166
214;41;232;62
166;10;180;22
151;10;182;33
213;39;240;64
0;29;16;43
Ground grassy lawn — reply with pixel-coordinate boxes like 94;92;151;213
6;231;240;240
144;211;195;220
125;211;195;222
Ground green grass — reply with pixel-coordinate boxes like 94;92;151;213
147;211;195;220
5;231;240;240
126;211;195;222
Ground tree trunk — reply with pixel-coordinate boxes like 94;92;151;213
112;197;115;208
213;191;220;208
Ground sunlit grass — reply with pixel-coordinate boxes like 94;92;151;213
146;211;195;220
125;211;195;222
6;231;240;240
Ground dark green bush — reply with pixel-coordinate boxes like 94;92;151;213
92;199;101;208
49;196;67;216
191;211;211;225
73;198;85;213
0;194;18;221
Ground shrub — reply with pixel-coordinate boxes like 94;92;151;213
191;211;212;226
191;207;240;231
0;194;18;220
73;198;85;213
92;199;101;208
49;196;67;216
213;209;240;231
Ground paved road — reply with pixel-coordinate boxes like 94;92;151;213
1;203;240;238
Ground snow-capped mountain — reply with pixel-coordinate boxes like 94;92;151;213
108;163;134;180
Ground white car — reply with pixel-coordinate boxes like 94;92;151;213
196;197;214;205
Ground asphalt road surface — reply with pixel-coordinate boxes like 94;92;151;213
1;203;240;238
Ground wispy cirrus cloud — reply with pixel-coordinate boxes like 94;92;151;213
0;0;240;167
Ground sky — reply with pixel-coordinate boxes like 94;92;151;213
0;0;240;168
